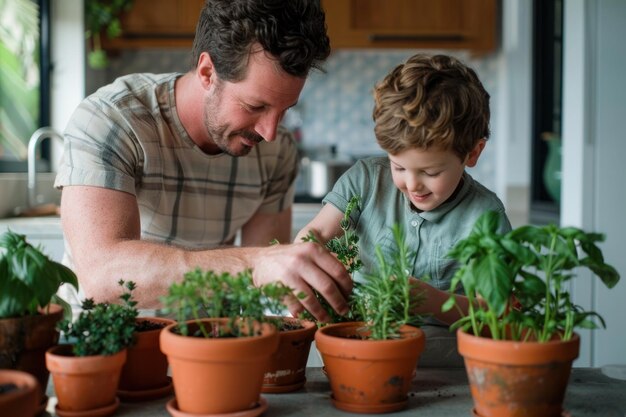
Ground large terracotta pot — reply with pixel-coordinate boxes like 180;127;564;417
262;317;317;393
45;344;126;417
457;329;580;417
315;321;425;414
0;370;40;417
0;304;63;412
117;317;175;401
160;318;279;415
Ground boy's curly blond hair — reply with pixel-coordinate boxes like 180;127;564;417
373;54;490;160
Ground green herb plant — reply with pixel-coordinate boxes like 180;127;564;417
301;195;363;323
353;224;424;340
0;230;78;319
160;269;293;338
58;280;138;356
443;210;621;342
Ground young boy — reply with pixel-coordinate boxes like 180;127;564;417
296;54;512;366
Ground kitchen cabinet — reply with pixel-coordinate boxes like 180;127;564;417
102;0;497;54
322;0;498;54
101;0;204;49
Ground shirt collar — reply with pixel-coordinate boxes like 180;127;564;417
404;172;473;223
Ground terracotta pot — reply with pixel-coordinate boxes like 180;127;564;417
457;329;580;417
315;321;425;414
0;370;40;417
160;318;279;415
262;317;317;393
117;317;175;400
0;304;63;408
45;344;126;416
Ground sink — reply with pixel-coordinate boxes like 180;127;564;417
0;172;60;218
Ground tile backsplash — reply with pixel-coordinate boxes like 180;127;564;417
88;48;500;191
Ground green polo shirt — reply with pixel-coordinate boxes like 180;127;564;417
323;156;511;291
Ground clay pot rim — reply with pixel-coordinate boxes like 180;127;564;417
0;369;39;393
316;321;423;342
457;329;580;364
0;303;64;323
134;316;176;331
45;344;128;373
160;318;279;360
265;316;317;335
162;318;278;341
315;321;425;359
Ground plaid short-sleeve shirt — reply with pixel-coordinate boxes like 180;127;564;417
55;73;298;248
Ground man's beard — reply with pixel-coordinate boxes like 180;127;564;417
205;122;263;157
203;94;264;156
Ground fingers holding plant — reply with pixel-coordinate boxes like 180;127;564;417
251;240;352;322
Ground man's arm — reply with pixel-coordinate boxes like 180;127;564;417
61;185;351;321
240;207;292;246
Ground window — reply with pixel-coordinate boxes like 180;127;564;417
0;0;51;172
530;0;563;224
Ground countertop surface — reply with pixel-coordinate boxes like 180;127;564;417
43;367;626;416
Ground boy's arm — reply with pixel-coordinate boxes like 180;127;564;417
409;278;473;325
294;203;345;244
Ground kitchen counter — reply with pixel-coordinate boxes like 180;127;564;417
43;367;626;416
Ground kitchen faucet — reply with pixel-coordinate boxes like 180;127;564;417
27;127;63;208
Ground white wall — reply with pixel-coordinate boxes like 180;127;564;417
563;0;626;367
50;1;85;169
493;0;532;199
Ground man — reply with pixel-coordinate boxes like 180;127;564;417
55;0;351;322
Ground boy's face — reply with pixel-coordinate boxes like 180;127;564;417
388;141;485;212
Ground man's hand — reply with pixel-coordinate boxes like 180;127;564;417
250;241;353;322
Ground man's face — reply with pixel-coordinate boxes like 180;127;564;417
202;51;306;156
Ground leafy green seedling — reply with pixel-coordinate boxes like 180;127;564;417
443;210;620;342
161;269;293;338
0;230;78;319
58;280;138;356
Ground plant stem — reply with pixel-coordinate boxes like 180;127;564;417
540;232;558;342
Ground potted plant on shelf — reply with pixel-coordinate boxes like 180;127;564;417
46;280;138;417
85;0;134;69
314;223;426;414
159;268;293;416
0;230;78;414
443;210;621;417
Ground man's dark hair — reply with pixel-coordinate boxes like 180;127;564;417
191;0;331;81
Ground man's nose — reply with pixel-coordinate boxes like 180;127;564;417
255;113;281;142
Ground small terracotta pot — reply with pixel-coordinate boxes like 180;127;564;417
0;370;40;417
0;304;63;407
262;317;317;393
315;321;425;414
118;316;175;398
45;344;126;415
457;329;580;417
160;318;279;415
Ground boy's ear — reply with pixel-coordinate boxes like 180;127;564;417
465;139;486;167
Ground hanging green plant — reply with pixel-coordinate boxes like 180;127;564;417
85;0;134;69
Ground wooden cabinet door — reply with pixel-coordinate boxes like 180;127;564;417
102;0;205;49
323;0;497;55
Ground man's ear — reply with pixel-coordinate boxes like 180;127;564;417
196;52;216;90
465;139;486;167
